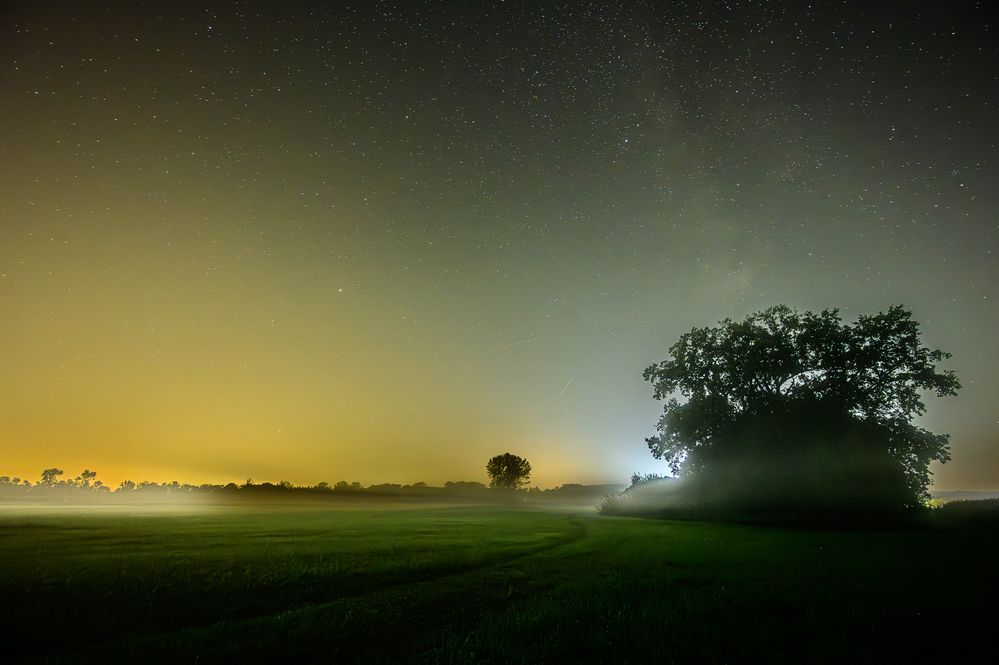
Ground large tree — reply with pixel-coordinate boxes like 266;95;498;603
486;453;532;490
643;305;960;509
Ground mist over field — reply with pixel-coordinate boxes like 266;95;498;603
0;501;996;663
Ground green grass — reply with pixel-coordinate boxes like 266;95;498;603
0;503;994;663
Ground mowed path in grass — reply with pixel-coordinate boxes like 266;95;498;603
0;503;994;663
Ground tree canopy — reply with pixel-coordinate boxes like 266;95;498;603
643;305;960;509
486;453;532;490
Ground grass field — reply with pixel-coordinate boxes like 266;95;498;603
0;502;994;663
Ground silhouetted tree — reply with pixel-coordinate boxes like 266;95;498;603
39;468;63;485
643;305;960;509
486;453;532;490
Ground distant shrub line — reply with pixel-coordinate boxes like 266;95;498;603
0;469;622;504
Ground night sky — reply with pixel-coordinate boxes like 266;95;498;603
1;1;996;489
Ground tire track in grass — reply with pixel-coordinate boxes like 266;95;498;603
76;513;592;663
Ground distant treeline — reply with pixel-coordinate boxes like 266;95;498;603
0;469;623;504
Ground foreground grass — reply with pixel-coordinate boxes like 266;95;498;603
0;503;994;663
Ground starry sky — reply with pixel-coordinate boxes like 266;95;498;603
1;1;996;489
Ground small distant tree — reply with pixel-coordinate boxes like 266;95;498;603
39;468;64;485
79;469;97;488
486;453;532;490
